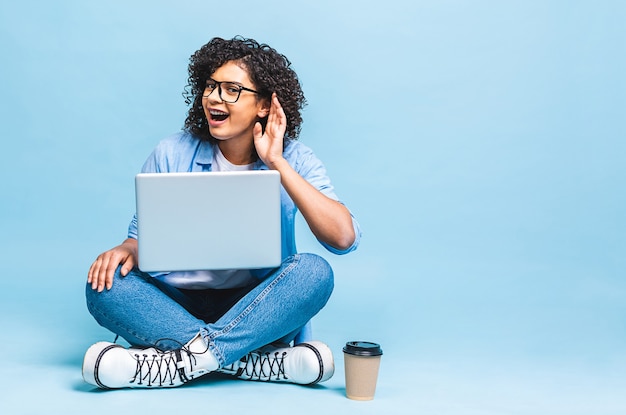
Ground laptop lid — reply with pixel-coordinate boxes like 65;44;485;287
135;170;282;272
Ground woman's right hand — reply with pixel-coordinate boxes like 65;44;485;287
87;238;138;292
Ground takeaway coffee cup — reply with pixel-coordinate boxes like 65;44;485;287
343;341;383;400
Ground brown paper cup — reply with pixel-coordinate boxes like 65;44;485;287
343;341;383;400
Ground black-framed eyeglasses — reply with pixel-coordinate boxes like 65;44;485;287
202;79;258;103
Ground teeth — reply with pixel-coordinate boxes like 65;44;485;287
209;109;228;116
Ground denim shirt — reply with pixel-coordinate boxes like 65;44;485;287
127;131;361;276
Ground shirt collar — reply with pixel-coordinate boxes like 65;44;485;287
193;141;269;171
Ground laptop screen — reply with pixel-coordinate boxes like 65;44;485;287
135;171;282;272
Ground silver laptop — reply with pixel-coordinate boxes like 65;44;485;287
135;170;282;272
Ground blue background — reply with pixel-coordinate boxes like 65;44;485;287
1;1;624;413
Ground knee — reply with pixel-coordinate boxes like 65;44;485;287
297;253;334;298
85;264;121;296
85;266;144;314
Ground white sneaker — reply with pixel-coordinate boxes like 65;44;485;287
218;341;334;385
82;336;216;389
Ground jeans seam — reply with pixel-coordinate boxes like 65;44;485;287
207;254;301;346
86;296;154;347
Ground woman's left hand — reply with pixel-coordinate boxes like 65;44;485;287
254;93;287;169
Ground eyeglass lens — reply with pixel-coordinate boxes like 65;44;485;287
206;82;241;103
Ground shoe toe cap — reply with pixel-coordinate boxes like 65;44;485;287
83;342;140;389
289;341;334;384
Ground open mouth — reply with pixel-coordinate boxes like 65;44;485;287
209;109;229;122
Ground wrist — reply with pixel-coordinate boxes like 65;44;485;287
266;156;289;171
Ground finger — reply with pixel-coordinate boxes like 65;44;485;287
88;254;104;284
87;261;95;284
268;93;279;121
105;271;114;291
264;107;276;138
103;256;122;291
272;93;284;115
120;255;136;277
274;95;286;125
270;94;286;130
253;121;263;141
271;92;280;108
96;256;111;292
89;257;103;290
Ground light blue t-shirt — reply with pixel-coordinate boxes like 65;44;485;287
127;131;361;288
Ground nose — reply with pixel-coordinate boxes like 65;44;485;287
203;87;222;103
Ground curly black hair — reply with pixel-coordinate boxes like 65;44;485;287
183;36;306;145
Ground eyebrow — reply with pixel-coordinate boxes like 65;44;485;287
206;78;245;86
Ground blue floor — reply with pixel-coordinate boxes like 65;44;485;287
1;251;625;414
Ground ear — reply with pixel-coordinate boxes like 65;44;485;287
257;98;270;118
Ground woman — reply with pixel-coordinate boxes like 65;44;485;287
83;36;361;389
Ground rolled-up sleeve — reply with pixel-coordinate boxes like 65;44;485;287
126;137;173;239
290;144;362;255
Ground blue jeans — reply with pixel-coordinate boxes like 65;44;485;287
85;253;334;367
